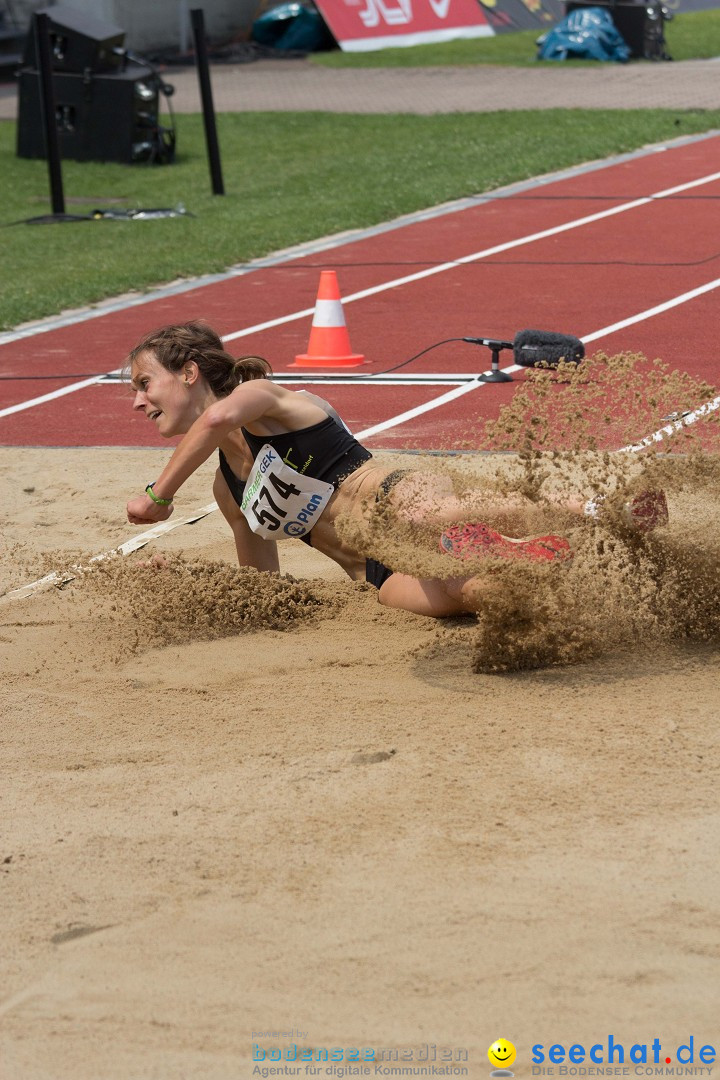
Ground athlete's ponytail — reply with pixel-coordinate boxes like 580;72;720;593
125;320;272;396
231;355;272;387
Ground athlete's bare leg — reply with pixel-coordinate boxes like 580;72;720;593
377;570;499;618
384;472;585;535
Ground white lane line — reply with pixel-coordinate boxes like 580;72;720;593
99;370;478;384
223;169;720;344
0;368;123;420
3;169;720;420
582;276;720;344
619;395;720;453
354;374;518;440
1;503;219;602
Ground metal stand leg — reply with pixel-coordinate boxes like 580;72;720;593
478;347;513;383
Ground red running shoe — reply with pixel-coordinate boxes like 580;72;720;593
624;490;669;532
439;522;571;562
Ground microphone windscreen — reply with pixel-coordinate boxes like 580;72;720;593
513;329;585;368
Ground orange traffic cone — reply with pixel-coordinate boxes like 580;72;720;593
291;270;365;368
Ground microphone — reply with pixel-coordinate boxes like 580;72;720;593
463;337;514;350
513;329;584;368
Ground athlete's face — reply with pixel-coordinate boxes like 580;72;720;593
131;350;197;437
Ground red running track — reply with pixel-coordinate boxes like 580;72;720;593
1;134;718;450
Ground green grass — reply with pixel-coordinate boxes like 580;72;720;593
310;8;720;66
2;108;720;330
664;6;720;58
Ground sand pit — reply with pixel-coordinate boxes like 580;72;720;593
2;370;720;1078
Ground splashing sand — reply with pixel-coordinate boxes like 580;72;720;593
336;353;720;672
80;554;334;648
481;351;718;454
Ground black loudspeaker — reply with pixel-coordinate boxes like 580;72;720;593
565;0;670;58
23;4;125;73
17;65;174;163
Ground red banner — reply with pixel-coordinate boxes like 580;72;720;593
313;0;493;51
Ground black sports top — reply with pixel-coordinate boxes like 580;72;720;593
218;415;372;546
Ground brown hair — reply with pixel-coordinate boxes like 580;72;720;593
126;320;271;397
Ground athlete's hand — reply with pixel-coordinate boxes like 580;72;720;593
137;554;170;569
127;494;174;526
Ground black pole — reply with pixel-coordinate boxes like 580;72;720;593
34;12;65;215
190;8;225;195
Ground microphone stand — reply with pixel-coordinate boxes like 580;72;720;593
464;337;515;383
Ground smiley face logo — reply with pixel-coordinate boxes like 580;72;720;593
488;1040;516;1070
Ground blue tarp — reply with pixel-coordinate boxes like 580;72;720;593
537;7;631;61
251;2;332;52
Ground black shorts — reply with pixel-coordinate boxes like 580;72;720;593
364;469;409;590
365;557;394;590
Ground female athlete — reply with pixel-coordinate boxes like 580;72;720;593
125;321;666;618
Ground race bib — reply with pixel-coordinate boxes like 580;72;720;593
241;444;334;540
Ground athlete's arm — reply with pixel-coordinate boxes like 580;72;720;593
150;381;280;501
213;468;280;573
127;382;280;525
127;382;332;525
